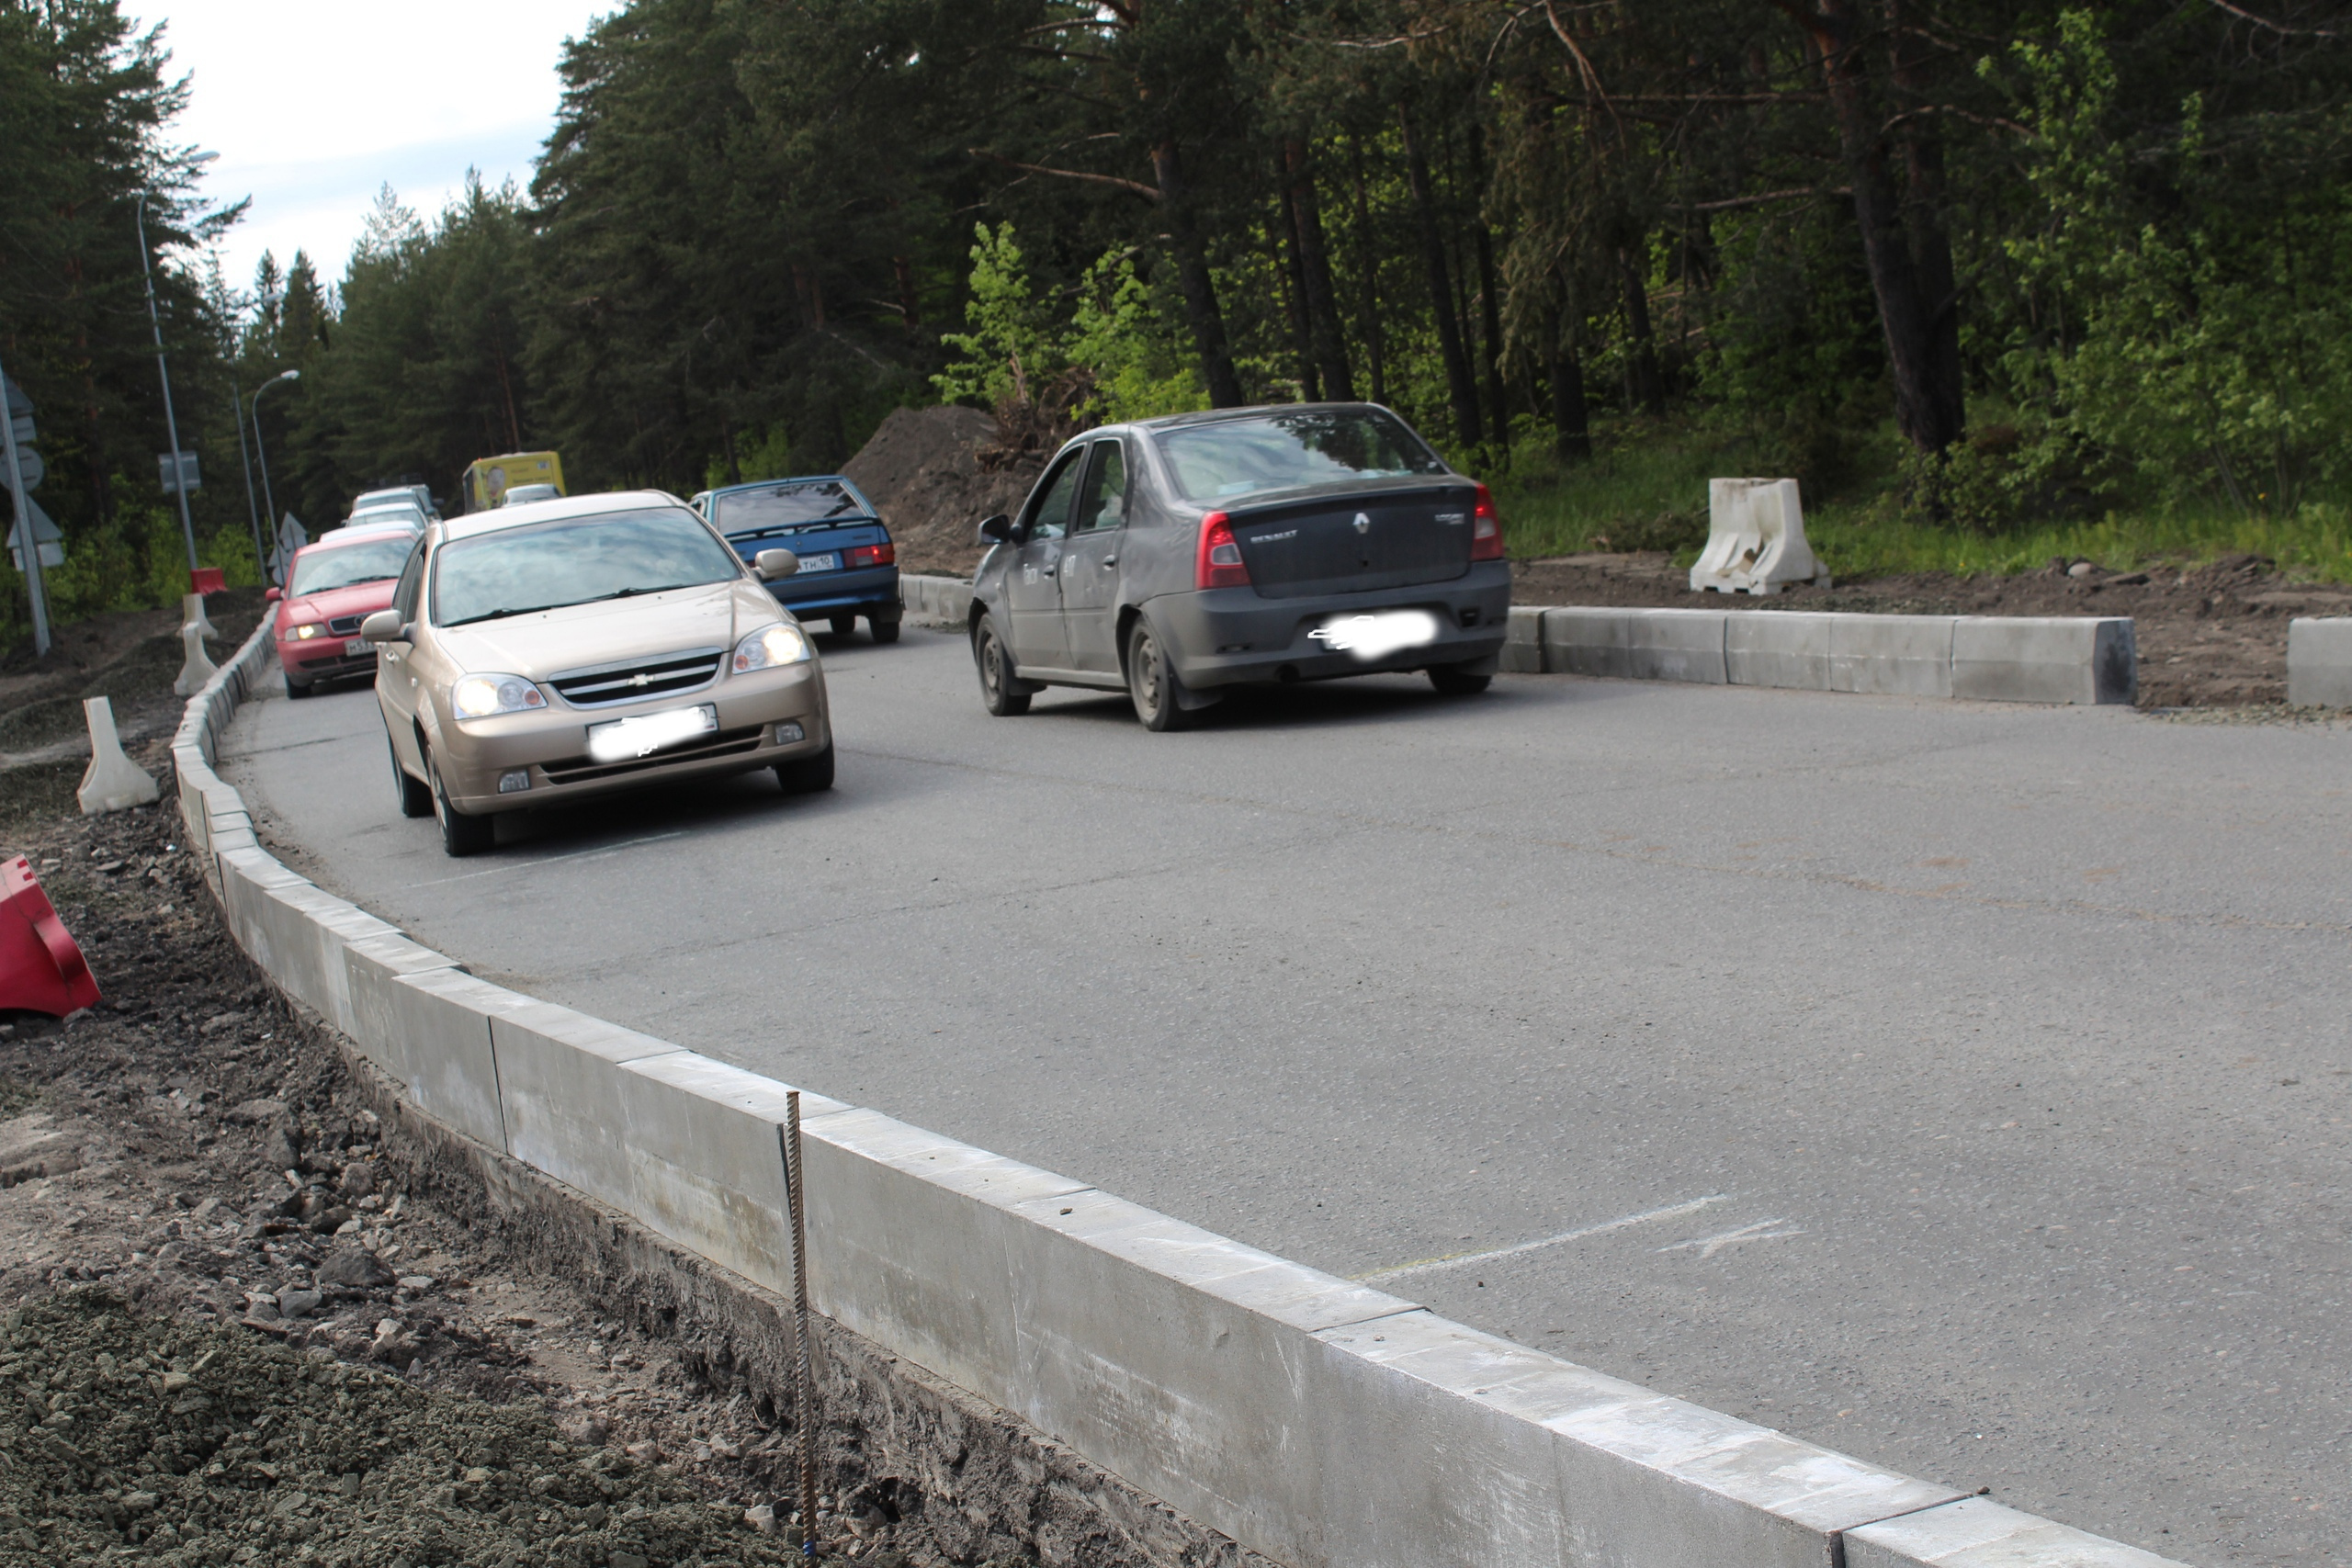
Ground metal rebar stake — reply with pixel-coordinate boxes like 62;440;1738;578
781;1092;819;1558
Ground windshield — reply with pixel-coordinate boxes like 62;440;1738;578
431;508;743;627
348;506;424;530
713;480;867;535
290;536;413;597
1154;409;1447;502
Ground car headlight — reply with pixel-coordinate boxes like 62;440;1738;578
450;672;547;719
732;621;811;674
290;623;323;639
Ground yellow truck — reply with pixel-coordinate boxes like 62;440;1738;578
458;451;565;513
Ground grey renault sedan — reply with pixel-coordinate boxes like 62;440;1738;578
968;403;1510;729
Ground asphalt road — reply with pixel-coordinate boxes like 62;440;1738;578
223;627;2352;1568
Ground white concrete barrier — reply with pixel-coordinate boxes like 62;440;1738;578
2287;616;2352;706
899;573;973;626
1690;478;1826;595
1513;605;2134;705
168;605;2188;1568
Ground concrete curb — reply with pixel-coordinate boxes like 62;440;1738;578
899;573;973;628
171;609;2190;1568
2287;616;2352;706
1515;604;2134;704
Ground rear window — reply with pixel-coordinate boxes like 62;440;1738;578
431;508;743;627
1154;410;1446;502
712;480;869;534
291;535;413;597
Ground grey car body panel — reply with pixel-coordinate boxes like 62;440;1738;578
971;404;1508;693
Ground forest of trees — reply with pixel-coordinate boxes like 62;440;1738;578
2;0;2348;634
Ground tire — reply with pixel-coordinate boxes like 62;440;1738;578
426;747;495;857
1125;618;1193;732
830;614;858;637
285;676;312;699
1428;662;1493;696
972;614;1030;716
775;741;835;795
869;616;900;645
390;735;433;819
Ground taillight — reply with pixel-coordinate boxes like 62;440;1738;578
1195;511;1250;589
848;541;896;569
1470;483;1504;561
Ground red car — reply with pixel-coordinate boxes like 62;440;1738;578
268;529;416;697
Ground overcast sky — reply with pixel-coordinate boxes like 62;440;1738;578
132;0;609;301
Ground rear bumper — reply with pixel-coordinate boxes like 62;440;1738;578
1152;565;1511;688
771;566;899;620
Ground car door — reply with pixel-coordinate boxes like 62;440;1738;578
1006;447;1085;671
377;536;428;769
1058;438;1130;674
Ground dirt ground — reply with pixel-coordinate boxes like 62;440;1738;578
0;703;1026;1562
1510;551;2344;708
843;408;1039;579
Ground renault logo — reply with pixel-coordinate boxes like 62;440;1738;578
1352;512;1371;535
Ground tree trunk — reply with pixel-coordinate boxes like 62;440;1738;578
1348;136;1387;404
1466;127;1510;448
1275;183;1322;400
1618;243;1666;416
1400;108;1482;446
1283;140;1355;401
1150;141;1246;408
1547;310;1592;462
1883;0;1964;444
892;255;923;333
1805;0;1962;453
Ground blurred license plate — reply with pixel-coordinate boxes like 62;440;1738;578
795;552;839;573
586;704;718;763
1308;609;1440;660
345;638;369;657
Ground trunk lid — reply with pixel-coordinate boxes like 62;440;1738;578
1223;480;1479;598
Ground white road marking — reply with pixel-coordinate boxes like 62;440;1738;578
1354;1194;1732;1284
1657;1218;1807;1259
402;830;691;889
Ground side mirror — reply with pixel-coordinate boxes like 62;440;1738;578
977;513;1013;545
754;548;800;581
265;587;282;603
358;610;408;645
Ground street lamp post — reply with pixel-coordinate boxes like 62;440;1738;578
232;378;266;577
135;152;217;581
252;369;300;578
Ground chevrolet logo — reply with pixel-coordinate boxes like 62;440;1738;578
630;673;651;687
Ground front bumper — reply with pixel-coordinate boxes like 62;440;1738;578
771;565;899;620
1153;564;1511;688
433;660;830;815
279;636;377;686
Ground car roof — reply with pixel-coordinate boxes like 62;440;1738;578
1126;400;1391;433
703;474;862;497
440;489;691;542
298;525;416;556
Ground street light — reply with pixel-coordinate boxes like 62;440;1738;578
135;150;219;581
252;368;300;578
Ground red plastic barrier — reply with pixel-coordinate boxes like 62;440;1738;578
0;857;101;1016
190;567;226;594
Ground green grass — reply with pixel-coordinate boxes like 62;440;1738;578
1476;418;2352;584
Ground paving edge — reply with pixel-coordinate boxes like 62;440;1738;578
171;607;2189;1568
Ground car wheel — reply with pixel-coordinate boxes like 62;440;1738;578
1428;662;1493;696
390;735;433;819
973;614;1030;716
1125;618;1194;732
830;614;858;637
285;675;312;699
775;741;835;795
426;747;495;857
870;616;901;645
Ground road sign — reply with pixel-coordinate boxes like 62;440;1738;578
159;450;200;493
14;446;39;491
265;512;308;585
7;498;62;571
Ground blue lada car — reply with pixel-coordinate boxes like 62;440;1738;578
691;475;901;642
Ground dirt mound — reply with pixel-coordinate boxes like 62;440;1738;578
0;1290;812;1568
843;407;1042;577
1508;551;2350;708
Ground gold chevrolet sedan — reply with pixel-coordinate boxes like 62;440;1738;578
361;490;833;857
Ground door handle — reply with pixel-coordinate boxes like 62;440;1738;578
1042;567;1056;577
1102;556;1117;568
